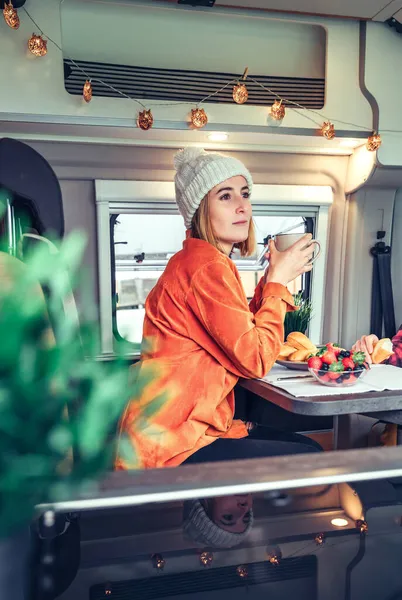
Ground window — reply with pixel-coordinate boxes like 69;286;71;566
111;213;311;345
96;181;332;355
112;213;185;344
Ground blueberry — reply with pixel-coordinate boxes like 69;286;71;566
343;373;351;380
320;363;329;371
336;376;344;383
345;367;353;371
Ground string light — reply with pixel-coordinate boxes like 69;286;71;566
314;533;326;546
320;121;335;140
3;1;20;29
7;7;393;148
152;554;165;570
137;109;154;130
27;33;47;57
233;66;249;104
366;132;382;151
190;107;208;129
199;551;213;566
270;99;286;121
104;583;112;596
83;80;92;103
233;82;248;104
356;519;368;534
267;548;282;566
236;565;248;578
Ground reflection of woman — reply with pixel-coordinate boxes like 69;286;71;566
116;148;321;470
183;495;253;548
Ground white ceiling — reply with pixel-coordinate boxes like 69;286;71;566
214;0;402;21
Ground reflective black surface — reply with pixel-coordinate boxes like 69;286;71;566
32;473;402;600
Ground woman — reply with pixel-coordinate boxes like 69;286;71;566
116;147;320;470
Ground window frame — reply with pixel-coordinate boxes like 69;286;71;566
96;180;333;355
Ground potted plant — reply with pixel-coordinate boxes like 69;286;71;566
284;291;313;339
0;231;154;598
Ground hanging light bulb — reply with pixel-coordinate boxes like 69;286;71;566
267;547;282;566
199;551;213;567
152;554;165;570
137;109;154;131
28;34;47;57
104;583;112;596
314;533;326;546
190;107;208;129
236;565;248;579
83;80;93;103
3;1;20;29
233;67;249;104
232;82;248;104
366;132;382;151
356;519;368;534
270;99;285;121
320;121;335;140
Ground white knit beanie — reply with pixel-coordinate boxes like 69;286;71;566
183;499;254;548
174;148;253;229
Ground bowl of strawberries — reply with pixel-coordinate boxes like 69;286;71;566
307;343;369;387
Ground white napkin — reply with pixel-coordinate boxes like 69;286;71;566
259;364;402;397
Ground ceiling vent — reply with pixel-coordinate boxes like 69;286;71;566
64;60;325;109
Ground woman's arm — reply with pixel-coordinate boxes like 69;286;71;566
248;276;265;314
187;260;296;380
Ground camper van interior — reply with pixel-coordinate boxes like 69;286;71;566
2;0;402;598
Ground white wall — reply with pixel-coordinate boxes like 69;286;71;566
341;188;397;348
365;23;402;166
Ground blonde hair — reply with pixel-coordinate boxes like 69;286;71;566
190;194;256;257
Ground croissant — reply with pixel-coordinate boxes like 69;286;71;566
371;338;394;364
277;343;298;359
286;331;316;351
288;349;312;362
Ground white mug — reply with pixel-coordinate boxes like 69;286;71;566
274;233;321;264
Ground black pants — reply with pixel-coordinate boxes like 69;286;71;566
183;425;322;464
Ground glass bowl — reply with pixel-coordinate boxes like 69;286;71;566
308;366;368;387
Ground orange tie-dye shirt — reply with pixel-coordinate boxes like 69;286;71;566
115;238;296;470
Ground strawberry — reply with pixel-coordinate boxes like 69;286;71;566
329;361;345;372
342;357;355;370
326;343;344;357
308;356;322;370
352;351;366;366
327;361;344;381
321;350;337;365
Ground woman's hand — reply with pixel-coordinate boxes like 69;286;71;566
352;334;379;364
264;234;315;286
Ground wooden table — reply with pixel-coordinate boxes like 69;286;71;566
240;378;402;449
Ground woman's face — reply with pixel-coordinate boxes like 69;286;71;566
207;494;252;533
208;175;252;255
